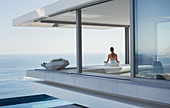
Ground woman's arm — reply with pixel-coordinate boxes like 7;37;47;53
104;54;110;63
115;54;119;63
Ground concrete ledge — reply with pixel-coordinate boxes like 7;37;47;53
31;81;170;108
27;69;170;105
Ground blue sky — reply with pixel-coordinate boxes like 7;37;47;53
0;0;124;55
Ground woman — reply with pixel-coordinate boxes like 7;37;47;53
104;47;119;65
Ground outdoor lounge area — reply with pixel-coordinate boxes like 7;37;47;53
16;0;131;79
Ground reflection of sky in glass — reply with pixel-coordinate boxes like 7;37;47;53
136;0;170;54
157;22;170;54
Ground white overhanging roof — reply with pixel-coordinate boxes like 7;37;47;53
13;0;130;28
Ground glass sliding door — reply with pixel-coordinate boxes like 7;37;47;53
134;0;170;80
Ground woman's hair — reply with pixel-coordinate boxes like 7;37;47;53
110;47;115;58
110;47;114;52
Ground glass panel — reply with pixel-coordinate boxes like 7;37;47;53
80;0;130;80
82;28;125;65
135;0;170;80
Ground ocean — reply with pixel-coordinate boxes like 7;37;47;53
0;53;125;99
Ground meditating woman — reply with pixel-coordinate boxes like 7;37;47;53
104;47;119;65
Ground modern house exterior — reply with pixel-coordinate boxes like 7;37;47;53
13;0;170;107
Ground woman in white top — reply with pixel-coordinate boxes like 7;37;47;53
104;47;119;65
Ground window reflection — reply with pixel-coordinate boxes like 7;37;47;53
135;0;170;80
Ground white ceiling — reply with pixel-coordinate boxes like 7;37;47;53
43;0;130;28
82;0;130;25
13;0;130;28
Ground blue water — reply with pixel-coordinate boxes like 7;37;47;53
0;53;125;99
1;99;73;108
